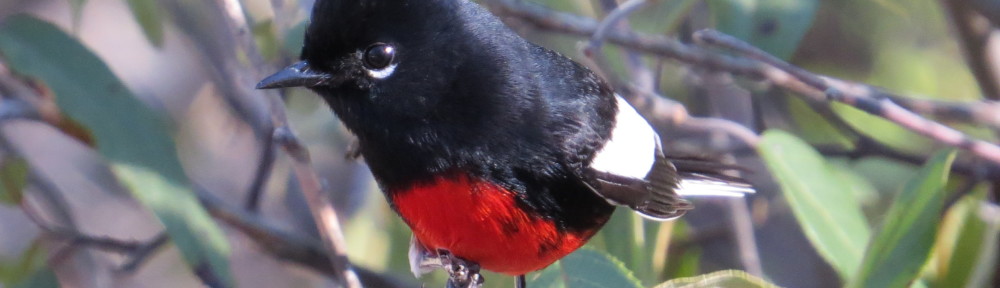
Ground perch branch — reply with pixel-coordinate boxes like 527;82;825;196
196;0;361;286
482;0;1000;166
270;123;361;288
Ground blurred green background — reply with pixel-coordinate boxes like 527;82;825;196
0;0;997;287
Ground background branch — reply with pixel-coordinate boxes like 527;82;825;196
941;0;1000;100
586;0;763;277
483;0;1000;167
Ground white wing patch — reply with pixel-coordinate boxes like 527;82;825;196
590;96;658;179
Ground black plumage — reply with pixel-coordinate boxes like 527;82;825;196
257;0;751;279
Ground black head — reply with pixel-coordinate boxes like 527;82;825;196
257;0;542;184
258;0;477;127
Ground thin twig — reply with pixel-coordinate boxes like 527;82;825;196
888;97;1000;129
196;187;411;288
941;0;1000;100
678;117;761;148
189;0;361;285
15;169;170;273
213;0;279;213
244;133;276;211
0;80;110;287
585;0;764;277
161;0;278;213
726;198;763;276
574;0;759;151
118;234;170;273
588;0;653;51
940;0;1000;205
483;0;1000;165
693;29;1000;165
272;126;361;288
589;0;658;92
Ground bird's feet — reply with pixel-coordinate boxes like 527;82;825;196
439;250;484;288
407;238;485;288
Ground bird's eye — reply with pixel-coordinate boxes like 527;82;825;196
363;43;395;70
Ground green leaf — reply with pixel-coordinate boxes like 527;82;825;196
630;0;700;34
0;15;233;287
848;150;955;288
786;95;855;149
11;267;58;288
0;240;47;285
653;270;778;288
598;210;645;282
828;164;878;207
931;190;999;288
757;130;870;280
831;103;934;155
707;0;819;60
0;157;29;205
125;0;165;47
528;248;643;288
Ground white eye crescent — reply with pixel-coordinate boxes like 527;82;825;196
363;43;398;79
367;63;398;79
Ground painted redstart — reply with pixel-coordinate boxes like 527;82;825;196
257;0;753;286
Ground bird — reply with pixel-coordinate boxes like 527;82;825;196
257;0;753;287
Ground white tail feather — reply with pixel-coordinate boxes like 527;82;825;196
677;179;755;197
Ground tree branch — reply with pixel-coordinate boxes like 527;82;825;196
184;0;362;286
693;29;1000;165
482;0;1000;166
585;0;763;277
941;0;1000;100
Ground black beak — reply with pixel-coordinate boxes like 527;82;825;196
256;61;331;89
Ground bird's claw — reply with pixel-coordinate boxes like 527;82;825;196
439;250;484;288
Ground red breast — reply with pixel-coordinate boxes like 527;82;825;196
391;173;598;275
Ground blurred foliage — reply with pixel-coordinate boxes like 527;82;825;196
849;150;954;288
0;0;997;288
929;190;1000;287
529;248;643;288
0;240;47;286
707;0;818;60
0;157;28;205
0;14;233;287
10;267;58;288
124;0;164;47
654;270;777;288
758;130;871;280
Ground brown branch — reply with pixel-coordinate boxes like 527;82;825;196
941;0;1000;100
213;0;278;213
0;79;108;287
270;126;361;288
589;0;658;92
176;0;361;286
888;97;1000;129
693;29;1000;165
195;187;412;288
585;0;764;277
160;0;278;213
483;0;1000;166
567;4;760;151
118;234;170;272
726;197;762;276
